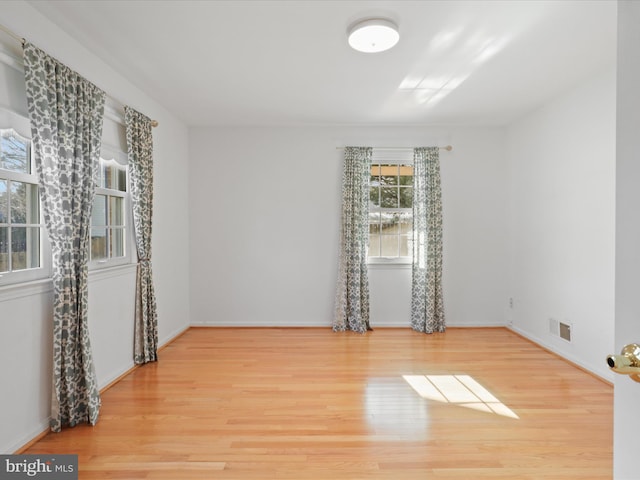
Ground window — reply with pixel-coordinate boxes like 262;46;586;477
90;152;129;268
368;161;413;262
0;127;48;284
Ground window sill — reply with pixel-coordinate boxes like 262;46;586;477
0;263;137;303
88;262;137;282
367;260;412;270
0;276;53;303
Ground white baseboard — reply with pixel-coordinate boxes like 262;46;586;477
190;319;331;327
6;419;49;454
159;323;190;346
508;324;613;383
190;319;506;328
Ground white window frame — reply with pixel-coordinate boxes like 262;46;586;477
368;149;414;265
89;145;134;270
0;108;52;286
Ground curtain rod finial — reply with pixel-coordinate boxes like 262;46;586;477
151;120;158;128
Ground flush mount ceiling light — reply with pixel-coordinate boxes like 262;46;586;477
347;18;399;53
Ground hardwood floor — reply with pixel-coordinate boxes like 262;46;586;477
23;327;612;479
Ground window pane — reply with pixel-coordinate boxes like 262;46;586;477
370;164;380;185
399;187;413;208
104;164;113;190
381;187;398;208
369;186;380;208
0;130;29;173
380;164;397;186
0;227;7;272
0;179;7;223
399;234;411;257
399;165;413;185
399;212;412;233
10;181;25;223
10;181;39;224
110;228;125;258
382;212;400;234
91;227;107;260
101;164;127;191
380;212;395;232
117;168;126;192
379;164;398;182
380;235;398;257
91;195;107;227
368;234;379;257
11;226;40;270
109;196;124;226
380;175;396;186
26;227;40;268
11;227;26;269
368;212;380;234
26;184;39;224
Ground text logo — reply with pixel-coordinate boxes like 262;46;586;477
0;455;77;480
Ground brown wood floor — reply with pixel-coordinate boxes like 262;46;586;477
23;327;613;479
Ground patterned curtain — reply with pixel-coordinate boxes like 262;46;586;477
125;106;158;364
23;43;105;432
410;147;445;333
333;146;371;333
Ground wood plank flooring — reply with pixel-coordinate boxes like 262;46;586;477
23;327;613;479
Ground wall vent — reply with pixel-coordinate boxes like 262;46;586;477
559;322;572;342
549;318;572;342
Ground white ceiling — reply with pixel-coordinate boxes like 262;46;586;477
28;0;617;127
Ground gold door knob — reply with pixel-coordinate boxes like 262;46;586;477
607;343;640;382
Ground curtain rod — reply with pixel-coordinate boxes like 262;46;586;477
0;22;158;128
0;23;25;46
336;145;452;151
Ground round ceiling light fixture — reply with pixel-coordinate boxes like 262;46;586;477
347;18;399;53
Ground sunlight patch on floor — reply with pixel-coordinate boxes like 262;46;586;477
403;374;519;419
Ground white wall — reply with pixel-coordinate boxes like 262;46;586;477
506;68;616;380
189;126;508;328
0;1;190;453
614;2;640;478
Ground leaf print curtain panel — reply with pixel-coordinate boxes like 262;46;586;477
125;106;158;364
411;147;445;333
333;146;371;333
23;43;105;432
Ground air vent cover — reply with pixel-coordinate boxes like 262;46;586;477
559;322;572;342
